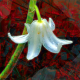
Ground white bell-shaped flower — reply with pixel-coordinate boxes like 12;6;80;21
8;18;73;60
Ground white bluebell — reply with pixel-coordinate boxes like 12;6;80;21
8;18;73;60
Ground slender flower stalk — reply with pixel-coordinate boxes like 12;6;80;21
0;0;37;79
34;5;41;22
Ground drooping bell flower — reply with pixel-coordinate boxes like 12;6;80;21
8;18;73;60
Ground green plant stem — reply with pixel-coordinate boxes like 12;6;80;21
34;5;41;22
0;0;37;80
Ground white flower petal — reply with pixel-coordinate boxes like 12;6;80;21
56;39;73;45
42;18;49;25
42;17;73;45
45;25;73;45
26;22;42;60
43;19;47;22
49;18;55;31
24;23;30;33
42;26;62;53
8;33;29;44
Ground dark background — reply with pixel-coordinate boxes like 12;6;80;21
0;0;80;80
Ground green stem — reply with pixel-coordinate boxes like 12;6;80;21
34;5;41;22
0;0;37;80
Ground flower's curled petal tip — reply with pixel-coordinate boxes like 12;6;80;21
8;32;10;36
27;40;42;60
8;33;12;38
26;53;38;60
66;40;73;44
26;43;41;60
49;17;55;31
57;39;73;45
8;32;29;44
26;55;33;60
24;23;30;33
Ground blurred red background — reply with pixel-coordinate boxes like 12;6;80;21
0;0;80;80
